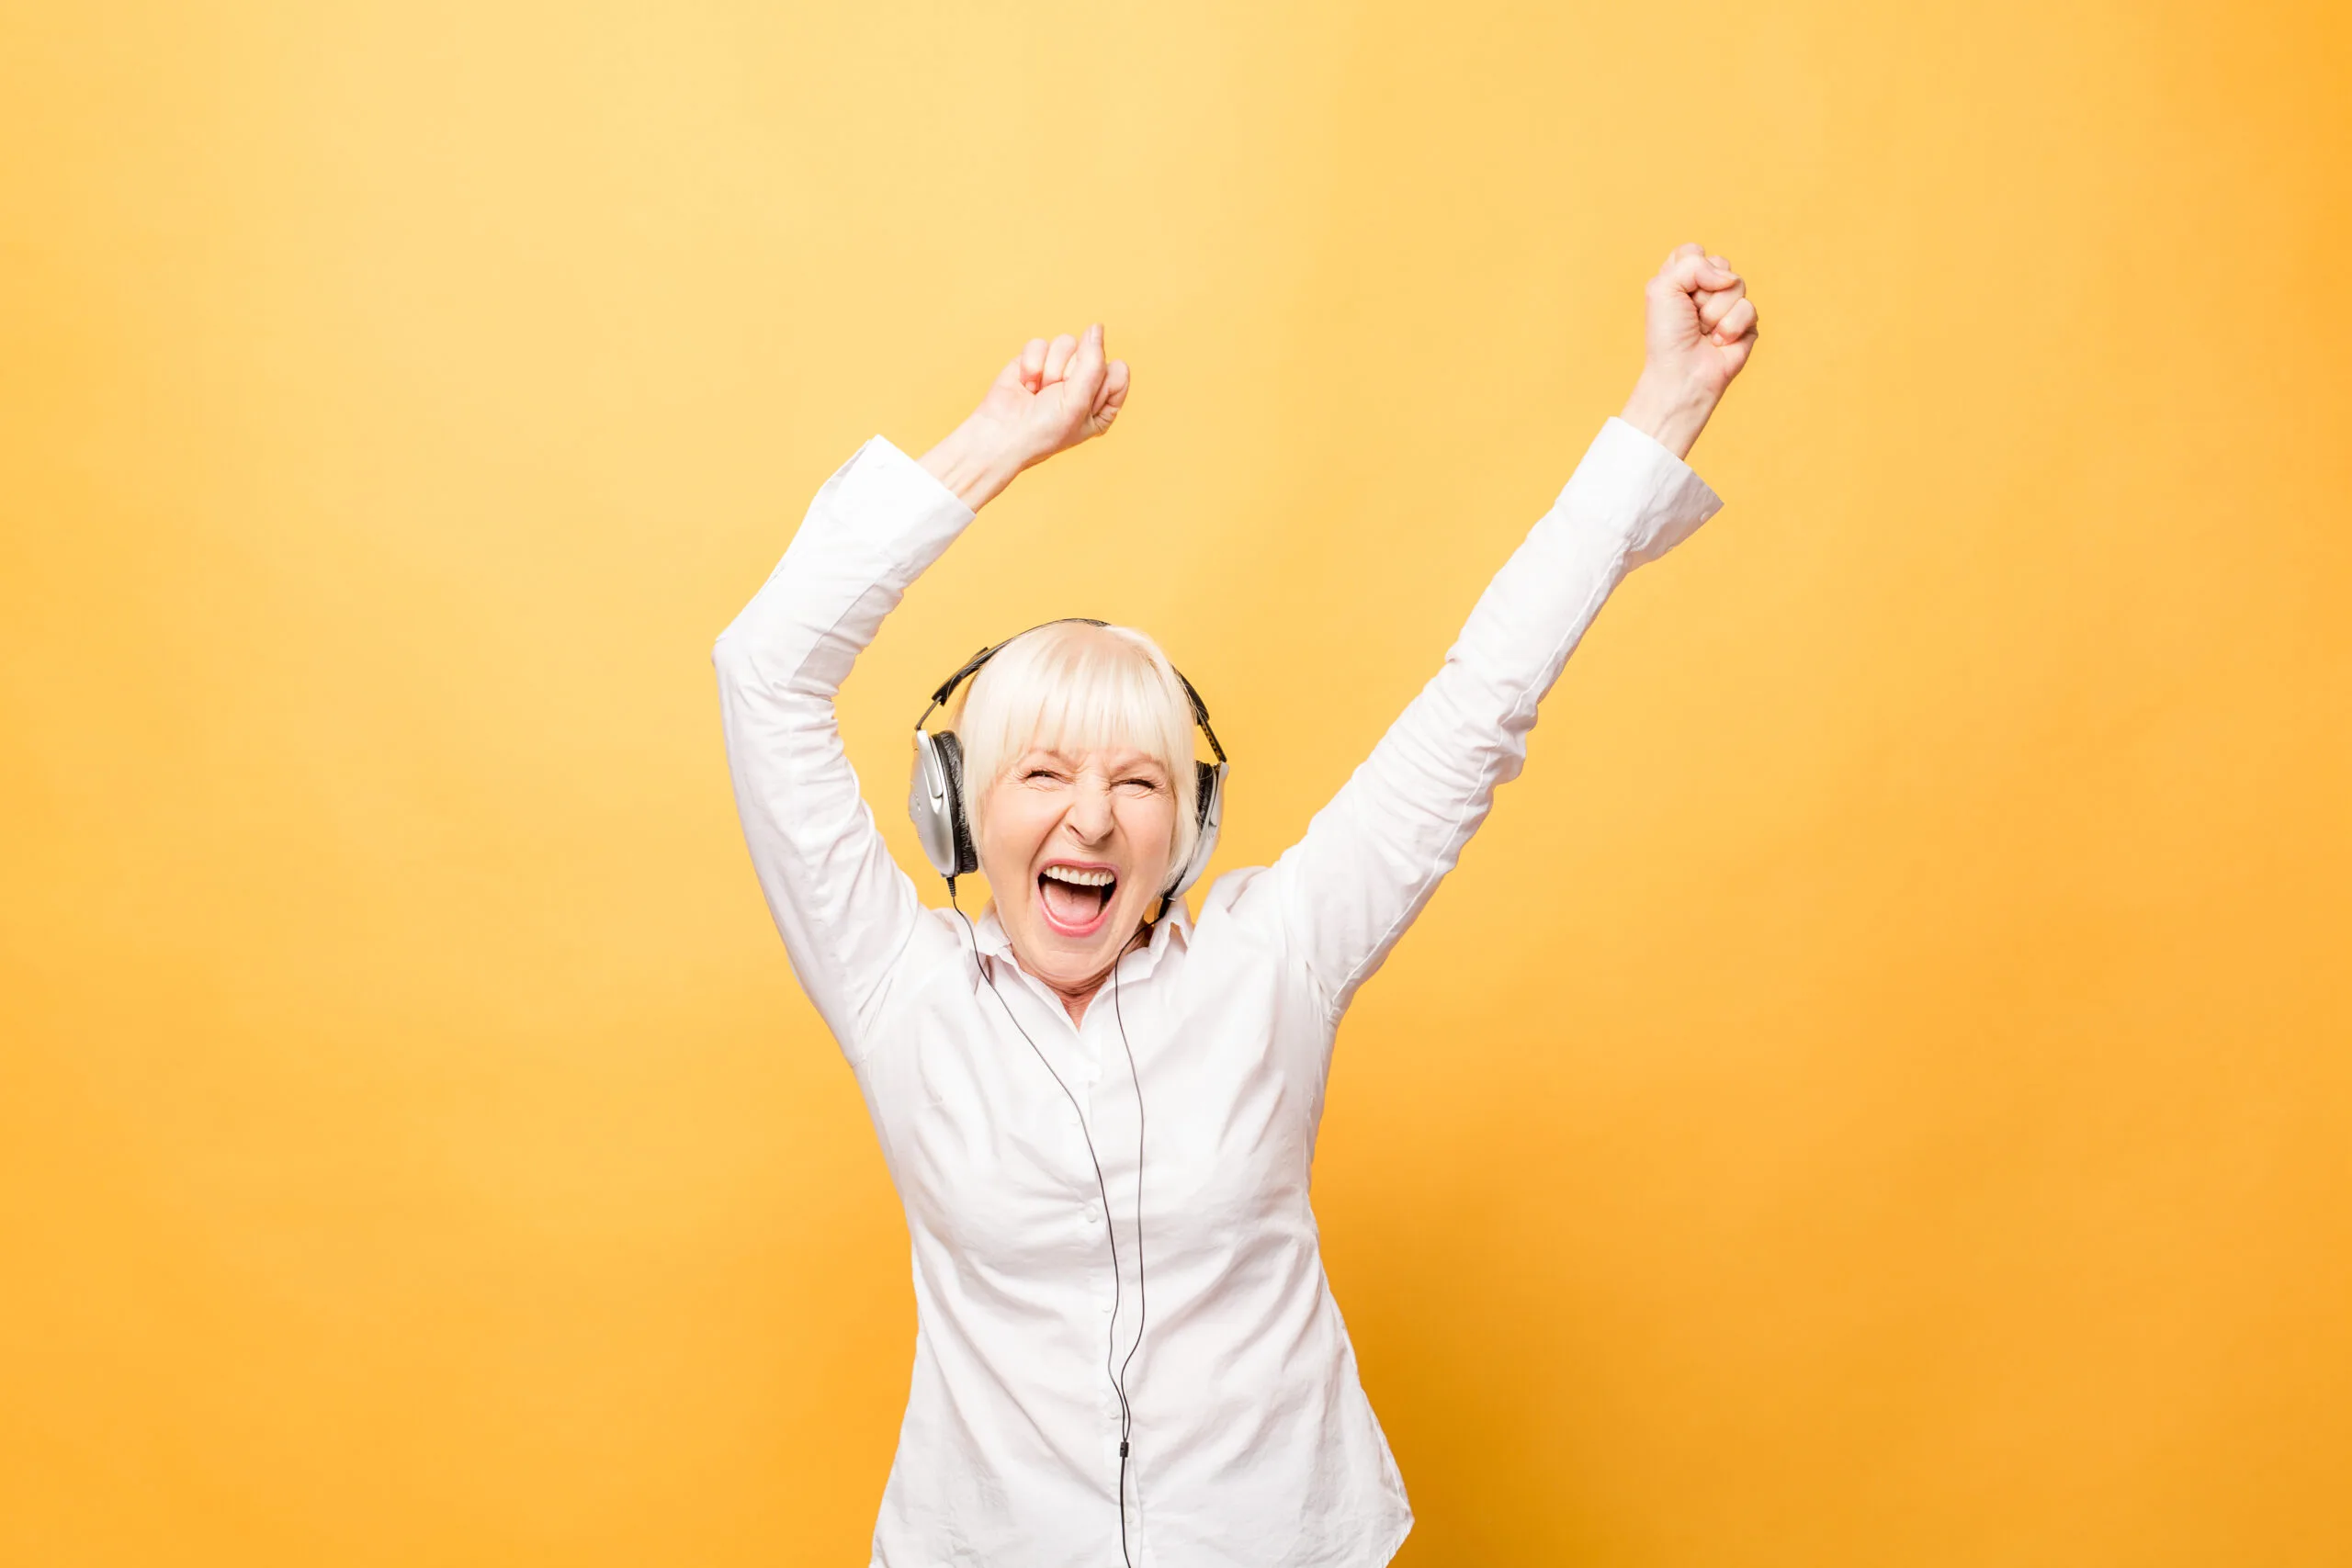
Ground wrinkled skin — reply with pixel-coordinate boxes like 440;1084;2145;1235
975;743;1177;1024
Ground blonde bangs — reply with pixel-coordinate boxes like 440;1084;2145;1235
954;621;1200;873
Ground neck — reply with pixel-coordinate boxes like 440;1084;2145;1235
1018;923;1150;1026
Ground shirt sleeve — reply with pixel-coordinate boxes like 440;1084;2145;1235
712;434;976;1059
1265;415;1725;1020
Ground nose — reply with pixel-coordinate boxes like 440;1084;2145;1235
1065;776;1114;843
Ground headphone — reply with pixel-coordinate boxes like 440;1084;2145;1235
908;618;1228;908
908;618;1227;1568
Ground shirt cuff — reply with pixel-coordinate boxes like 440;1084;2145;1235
843;434;978;525
1566;416;1726;568
799;434;980;585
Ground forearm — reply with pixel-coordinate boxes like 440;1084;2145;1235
919;419;1031;511
1618;370;1718;462
1269;418;1723;1015
713;435;976;1050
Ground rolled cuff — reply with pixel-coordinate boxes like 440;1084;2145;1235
1567;415;1726;568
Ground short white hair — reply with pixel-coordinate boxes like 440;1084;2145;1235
954;620;1201;877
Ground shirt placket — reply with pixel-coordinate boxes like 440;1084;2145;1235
1087;955;1156;1557
994;948;1155;1554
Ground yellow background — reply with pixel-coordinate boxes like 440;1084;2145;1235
5;2;2348;1562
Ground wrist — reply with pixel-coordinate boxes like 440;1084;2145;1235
1618;371;1717;461
919;421;1033;510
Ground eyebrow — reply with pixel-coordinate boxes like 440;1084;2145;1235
1026;749;1170;775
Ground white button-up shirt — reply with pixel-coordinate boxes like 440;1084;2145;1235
714;418;1722;1567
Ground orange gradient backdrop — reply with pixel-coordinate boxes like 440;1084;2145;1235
5;3;2348;1563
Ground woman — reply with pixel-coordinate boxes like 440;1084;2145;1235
715;243;1758;1567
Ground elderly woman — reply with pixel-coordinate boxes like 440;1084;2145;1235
715;243;1758;1567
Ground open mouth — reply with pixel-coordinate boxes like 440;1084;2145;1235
1037;863;1117;937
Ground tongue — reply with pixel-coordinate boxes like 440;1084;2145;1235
1040;876;1106;928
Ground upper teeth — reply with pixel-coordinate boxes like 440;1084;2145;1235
1043;866;1114;887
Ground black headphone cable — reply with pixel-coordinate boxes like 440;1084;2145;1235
1110;953;1148;1562
949;886;1150;1568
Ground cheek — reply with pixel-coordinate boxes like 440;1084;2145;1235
1121;797;1181;874
975;789;1049;880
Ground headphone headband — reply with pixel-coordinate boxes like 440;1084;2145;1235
914;617;1225;761
921;617;1109;717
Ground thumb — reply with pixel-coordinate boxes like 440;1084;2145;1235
1662;253;1740;299
1064;322;1108;408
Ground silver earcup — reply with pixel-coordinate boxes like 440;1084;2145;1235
909;729;966;878
1165;760;1227;898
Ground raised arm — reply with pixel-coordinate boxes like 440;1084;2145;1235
712;326;1129;1056
1267;244;1760;1018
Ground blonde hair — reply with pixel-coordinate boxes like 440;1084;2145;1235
953;621;1201;878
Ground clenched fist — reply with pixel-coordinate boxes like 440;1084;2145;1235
921;323;1131;510
1621;242;1759;460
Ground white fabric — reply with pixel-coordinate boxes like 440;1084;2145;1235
713;417;1723;1567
